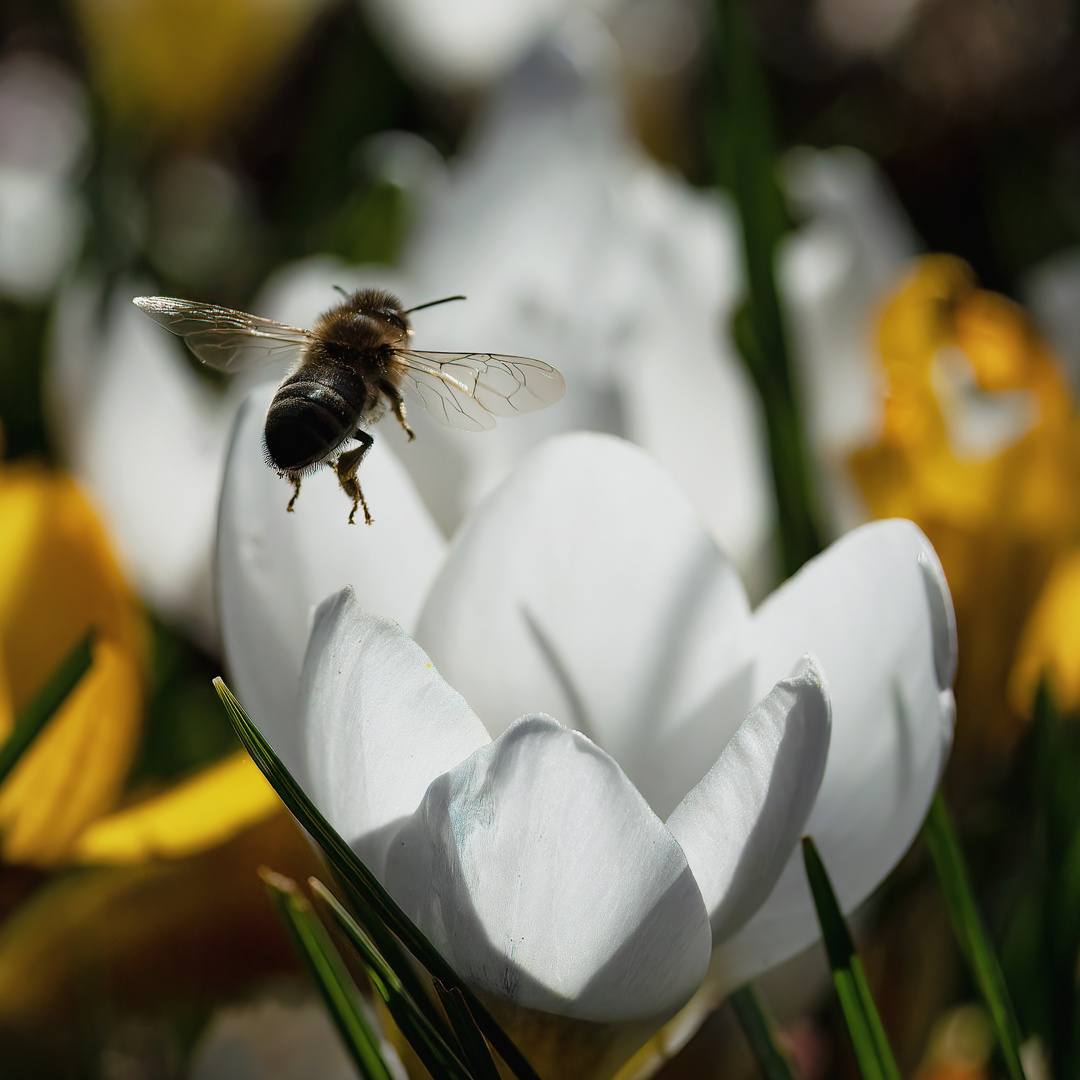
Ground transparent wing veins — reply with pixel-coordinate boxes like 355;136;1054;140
394;349;565;432
133;296;312;372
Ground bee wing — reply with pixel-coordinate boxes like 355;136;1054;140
394;350;565;432
133;296;312;372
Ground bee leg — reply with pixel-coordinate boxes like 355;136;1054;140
335;430;374;525
286;476;301;512
381;382;415;442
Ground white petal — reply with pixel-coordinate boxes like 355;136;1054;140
217;384;446;778
398;35;772;576
1022;247;1080;397
300;589;490;876
362;0;578;87
619;318;776;595
711;520;956;987
47;278;233;648
779;146;918;532
416;432;753;821
667;656;831;942
383;714;712;1021
0;167;82;301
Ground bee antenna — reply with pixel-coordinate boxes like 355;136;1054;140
332;284;350;298
402;294;467;315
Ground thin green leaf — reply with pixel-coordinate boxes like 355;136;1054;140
1031;679;1080;1076
0;633;93;785
310;878;474;1080
714;0;823;575
261;869;394;1080
434;980;502;1080
924;791;1026;1080
332;869;453;1042
214;678;541;1080
801;837;900;1080
729;985;797;1080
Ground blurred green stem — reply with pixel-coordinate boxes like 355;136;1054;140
1031;681;1080;1078
802;837;901;1080
924;791;1026;1080
730;985;797;1080
714;0;825;577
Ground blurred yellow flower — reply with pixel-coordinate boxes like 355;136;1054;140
850;256;1080;757
1009;549;1080;716
0;463;293;1041
0;463;147;863
74;750;280;863
0;463;280;866
73;0;330;140
913;1003;994;1080
0;811;318;1028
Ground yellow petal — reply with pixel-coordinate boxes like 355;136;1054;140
73;0;330;139
850;256;1080;756
1008;549;1080;717
0;465;147;864
0;813;321;1027
74;752;281;863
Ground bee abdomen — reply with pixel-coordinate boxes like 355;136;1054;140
264;378;363;474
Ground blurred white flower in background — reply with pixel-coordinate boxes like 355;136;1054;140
360;0;709;91
270;29;776;588
189;996;404;1080
47;279;239;648
215;416;955;1077
779;144;921;531
1023;246;1080;397
0;53;87;302
45;22;930;646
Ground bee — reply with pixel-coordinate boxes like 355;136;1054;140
133;289;565;524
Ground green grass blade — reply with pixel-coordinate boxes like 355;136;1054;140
729;985;797;1080
261;869;395;1080
214;678;541;1080
0;633;94;785
801;837;900;1080
434;980;502;1080
332;871;454;1042
310;878;475;1080
924;791;1026;1080
714;0;824;575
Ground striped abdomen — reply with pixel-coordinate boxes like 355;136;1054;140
264;361;371;474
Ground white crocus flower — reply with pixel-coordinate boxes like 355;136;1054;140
0;52;87;302
217;390;955;1078
1024;246;1080;396
374;32;772;588
359;0;703;91
778;145;921;532
48;278;236;648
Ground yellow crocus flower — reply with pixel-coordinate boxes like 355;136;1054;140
0;462;292;1033
0;462;281;864
1008;550;1080;716
73;0;330;141
0;463;147;863
850;255;1080;756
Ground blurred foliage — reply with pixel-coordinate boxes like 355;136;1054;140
998;686;1080;1078
125;618;239;790
0;301;51;461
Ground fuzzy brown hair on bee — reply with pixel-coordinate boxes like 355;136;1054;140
133;287;566;525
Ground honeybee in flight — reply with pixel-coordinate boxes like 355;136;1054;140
133;289;565;524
